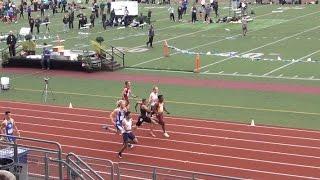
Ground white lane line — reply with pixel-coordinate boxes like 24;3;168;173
6;107;320;142
15;115;320;151
263;49;320;76
18;121;320;160
3;101;320;135
200;26;320;70
19;124;320;170
20;130;320;179
130;10;320;67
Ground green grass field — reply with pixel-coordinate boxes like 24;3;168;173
1;3;320;130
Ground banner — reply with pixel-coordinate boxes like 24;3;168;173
111;1;138;16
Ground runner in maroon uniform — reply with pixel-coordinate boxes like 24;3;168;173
154;95;170;138
122;81;137;109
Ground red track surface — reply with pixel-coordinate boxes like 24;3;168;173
2;101;320;179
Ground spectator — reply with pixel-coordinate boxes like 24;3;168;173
204;4;211;22
90;12;95;27
147;9;152;24
35;16;41;34
146;25;154;48
27;5;31;19
6;31;16;57
61;0;67;13
40;2;44;17
168;6;175;22
177;5;182;21
42;16;49;33
69;8;74;29
41;43;51;70
63;14;69;32
100;1;105;17
29;16;35;34
191;5;197;24
107;1;111;14
19;3;24;19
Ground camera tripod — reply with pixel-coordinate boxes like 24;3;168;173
42;78;55;103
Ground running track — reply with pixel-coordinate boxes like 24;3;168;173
1;101;320;179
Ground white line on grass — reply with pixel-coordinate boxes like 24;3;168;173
200;26;320;70
130;10;320;67
262;49;320;76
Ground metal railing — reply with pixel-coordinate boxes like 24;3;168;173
0;134;111;180
117;162;245;180
66;152;104;180
110;45;125;68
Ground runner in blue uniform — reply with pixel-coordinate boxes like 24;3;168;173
1;111;20;142
103;100;127;134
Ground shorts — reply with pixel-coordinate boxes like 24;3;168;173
123;132;135;143
136;116;152;126
156;113;164;125
115;124;124;133
242;26;247;31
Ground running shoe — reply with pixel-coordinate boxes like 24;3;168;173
118;152;122;158
128;143;134;148
163;132;170;138
102;125;109;130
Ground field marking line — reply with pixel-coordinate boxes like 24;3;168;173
18;123;320;170
6;108;320;142
200;25;320;70
202;71;320;81
126;7;277;51
3;100;320;135
263;49;320;76
130;10;320;67
19;130;320;179
6;87;320;117
14;113;320;160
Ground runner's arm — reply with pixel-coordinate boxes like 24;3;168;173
134;102;140;112
142;105;152;113
164;106;170;114
109;110;117;125
13;122;20;137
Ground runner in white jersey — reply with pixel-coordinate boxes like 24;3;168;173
0;111;20;142
118;111;138;158
148;86;159;113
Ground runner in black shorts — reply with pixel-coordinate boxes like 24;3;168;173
135;98;157;137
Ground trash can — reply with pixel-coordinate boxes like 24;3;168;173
0;158;14;170
0;148;29;180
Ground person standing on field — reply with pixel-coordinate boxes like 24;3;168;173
146;25;155;48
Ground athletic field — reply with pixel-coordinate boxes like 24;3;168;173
1;2;320;179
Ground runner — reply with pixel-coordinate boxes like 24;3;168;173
135;98;157;137
148;86;159;114
0;111;20;142
122;81;138;109
103;100;127;134
118;111;138;158
154;95;170;138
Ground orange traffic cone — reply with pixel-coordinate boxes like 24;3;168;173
163;40;169;57
194;54;201;73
